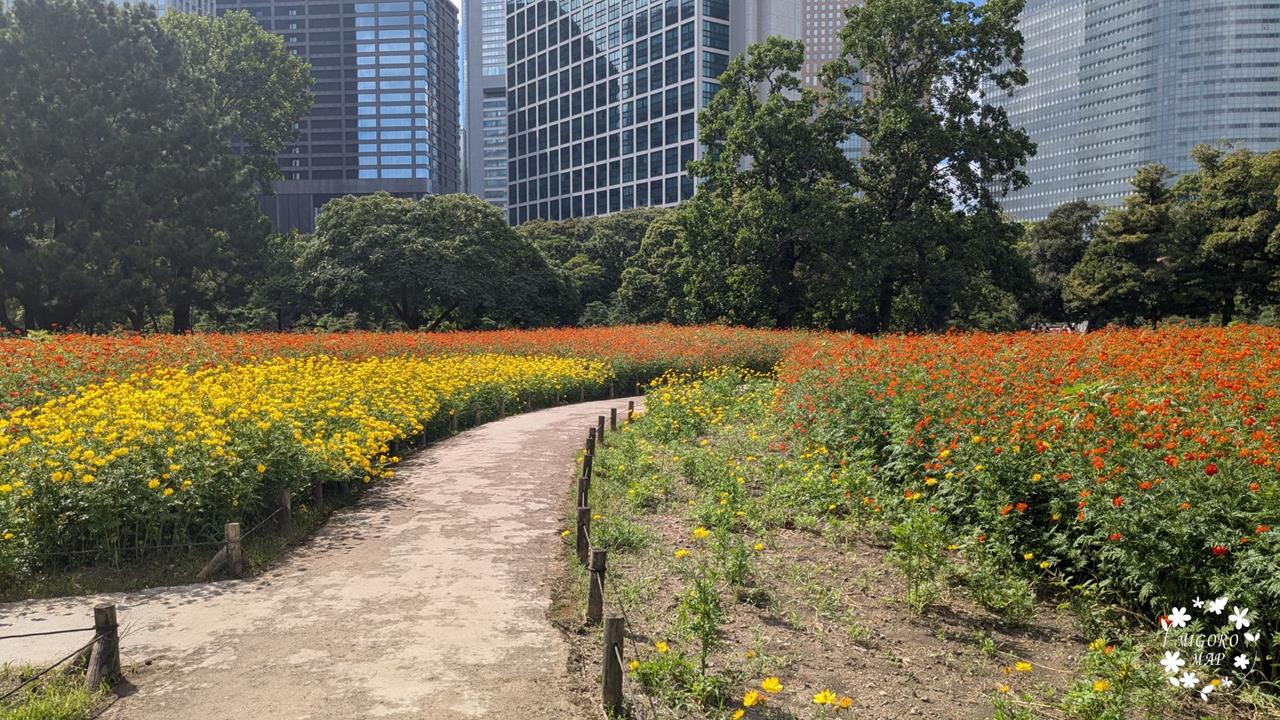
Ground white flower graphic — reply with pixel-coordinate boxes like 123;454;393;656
1234;654;1251;670
1160;651;1186;675
1165;607;1191;629
1228;606;1251;630
1200;683;1215;702
1179;671;1200;689
1208;597;1229;615
1193;597;1205;609
1169;675;1182;688
1220;678;1233;689
1244;631;1260;645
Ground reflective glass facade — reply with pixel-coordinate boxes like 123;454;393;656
997;0;1280;221
218;0;460;232
503;0;799;225
462;0;511;208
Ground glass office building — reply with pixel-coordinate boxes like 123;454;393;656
996;0;1280;221
218;0;460;232
503;0;799;225
462;0;511;208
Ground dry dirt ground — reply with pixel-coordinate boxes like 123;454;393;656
0;397;640;720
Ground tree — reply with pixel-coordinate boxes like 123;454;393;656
1064;166;1190;327
824;0;1035;330
1177;145;1280;324
680;36;857;328
303;193;571;330
0;0;310;332
1022;200;1102;323
617;213;693;323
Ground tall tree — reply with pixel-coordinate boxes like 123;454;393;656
1064;165;1189;327
681;36;857;328
1023;200;1102;323
304;193;571;330
823;0;1035;330
1177;145;1280;324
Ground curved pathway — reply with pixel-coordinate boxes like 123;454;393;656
0;398;639;719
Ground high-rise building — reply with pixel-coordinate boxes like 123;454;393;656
996;0;1280;221
502;0;799;225
800;0;862;161
218;0;461;232
147;0;216;15
462;0;510;208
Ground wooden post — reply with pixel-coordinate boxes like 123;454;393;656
578;473;591;507
583;451;593;481
578;385;585;402
85;604;120;689
627;400;635;423
609;381;615;399
474;404;481;426
576;506;591;565
597;415;606;448
278;488;293;535
610;407;618;432
555;389;561;405
449;411;457;433
586;429;596;455
226;522;244;577
602;615;625;713
498;396;506;418
312;481;323;512
587;549;607;624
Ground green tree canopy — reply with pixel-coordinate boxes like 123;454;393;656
304;193;571;330
1022;200;1102;323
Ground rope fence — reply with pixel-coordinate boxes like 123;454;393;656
573;401;662;718
0;604;120;706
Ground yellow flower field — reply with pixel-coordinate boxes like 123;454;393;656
0;354;610;572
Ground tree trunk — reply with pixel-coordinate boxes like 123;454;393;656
424;305;458;332
1220;295;1235;326
171;298;192;334
0;301;17;333
875;276;896;333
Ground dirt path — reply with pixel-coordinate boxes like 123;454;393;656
0;398;638;719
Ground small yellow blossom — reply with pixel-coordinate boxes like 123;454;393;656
691;527;711;539
761;677;783;693
654;641;669;654
813;690;838;705
1014;661;1033;673
743;690;760;707
1092;679;1110;693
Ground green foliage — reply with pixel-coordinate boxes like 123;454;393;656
0;670;103;720
676;565;726;676
1022;200;1102;323
1060;640;1179;720
302;192;574;330
887;504;949;613
959;543;1036;625
0;0;310;333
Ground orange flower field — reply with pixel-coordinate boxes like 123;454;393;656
778;326;1280;640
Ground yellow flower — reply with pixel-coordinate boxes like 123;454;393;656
1092;679;1110;693
691;527;711;539
753;542;764;551
560;529;571;537
80;474;94;484
147;479;160;490
1014;661;1033;673
1039;560;1051;569
996;684;1010;694
674;548;689;558
813;690;838;705
760;677;782;693
743;690;760;707
654;641;669;654
0;484;11;494
2;532;13;540
1023;552;1035;561
162;488;174;497
256;464;266;474
1088;638;1106;652
838;696;853;709
628;660;639;671
732;711;744;720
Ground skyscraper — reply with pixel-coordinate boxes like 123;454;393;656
502;0;799;225
462;0;510;209
801;0;862;161
996;0;1280;221
218;0;461;232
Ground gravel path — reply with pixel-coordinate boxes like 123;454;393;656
0;398;638;719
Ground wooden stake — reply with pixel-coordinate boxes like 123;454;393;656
609;381;615;399
597;415;606;448
627;400;635;423
226;522;244;577
578;473;591;507
583;452;593;481
449;411;457;433
610;407;617;432
576;506;591;566
498;396;506;418
578;385;585;402
278;488;293;536
85;604;120;689
602;615;625;713
587;549;607;624
312;481;323;512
